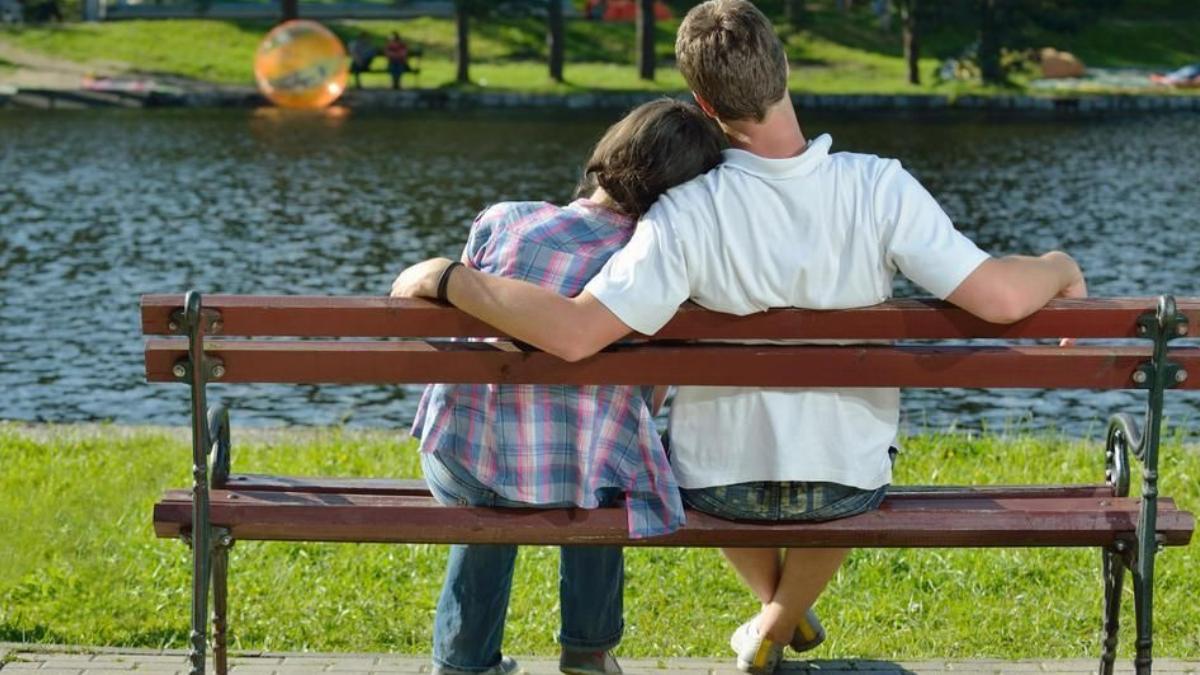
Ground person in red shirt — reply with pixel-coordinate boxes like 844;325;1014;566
384;32;409;90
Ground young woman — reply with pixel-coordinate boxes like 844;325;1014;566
411;99;724;675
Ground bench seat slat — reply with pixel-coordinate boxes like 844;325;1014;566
153;490;1194;548
140;295;1200;340
220;474;1116;499
145;340;1200;389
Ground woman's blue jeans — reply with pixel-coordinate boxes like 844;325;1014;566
421;452;625;672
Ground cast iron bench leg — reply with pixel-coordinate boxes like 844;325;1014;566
187;524;211;675
1133;547;1156;675
1099;544;1128;675
212;528;233;675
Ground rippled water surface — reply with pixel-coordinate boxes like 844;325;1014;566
2;107;1199;434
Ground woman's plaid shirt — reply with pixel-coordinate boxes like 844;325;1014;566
412;199;683;538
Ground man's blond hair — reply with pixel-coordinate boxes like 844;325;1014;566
675;0;788;122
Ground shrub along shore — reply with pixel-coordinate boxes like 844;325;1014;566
1;422;1197;657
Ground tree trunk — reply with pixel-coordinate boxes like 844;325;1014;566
456;0;470;84
785;0;807;29
978;0;1002;84
900;0;919;85
280;0;297;21
636;0;655;81
548;0;564;82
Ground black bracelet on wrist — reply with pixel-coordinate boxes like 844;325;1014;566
436;261;464;305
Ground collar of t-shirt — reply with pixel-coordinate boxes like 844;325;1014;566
720;133;833;179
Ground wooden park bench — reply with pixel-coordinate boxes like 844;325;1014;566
142;291;1197;675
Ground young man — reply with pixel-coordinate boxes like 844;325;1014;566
392;1;1086;672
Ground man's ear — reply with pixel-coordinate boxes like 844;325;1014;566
692;92;718;119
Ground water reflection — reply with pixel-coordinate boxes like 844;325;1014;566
2;108;1198;434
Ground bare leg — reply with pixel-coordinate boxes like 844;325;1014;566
720;547;782;604
757;548;849;643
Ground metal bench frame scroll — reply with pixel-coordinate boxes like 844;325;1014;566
1100;295;1187;675
171;291;233;675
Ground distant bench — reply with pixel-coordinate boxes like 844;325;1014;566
142;292;1197;675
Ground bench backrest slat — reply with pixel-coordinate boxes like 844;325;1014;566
140;295;1199;340
143;339;1200;389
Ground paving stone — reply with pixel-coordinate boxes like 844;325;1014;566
327;659;382;671
81;655;137;669
231;657;284;665
857;660;929;671
1035;660;1098;672
986;663;1044;672
115;654;189;664
2;647;1199;675
894;663;954;672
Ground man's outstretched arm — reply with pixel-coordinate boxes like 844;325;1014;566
946;251;1087;324
390;257;633;362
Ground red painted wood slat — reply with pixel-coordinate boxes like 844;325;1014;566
219;474;1114;499
152;490;1194;548
144;340;1200;389
140;295;1200;340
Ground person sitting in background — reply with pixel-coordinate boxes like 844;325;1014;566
385;32;409;90
1151;63;1200;88
410;98;724;675
348;32;377;90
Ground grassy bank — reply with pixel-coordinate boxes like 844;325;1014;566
1;423;1197;658
2;2;1198;95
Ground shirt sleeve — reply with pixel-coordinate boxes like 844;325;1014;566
583;209;690;336
875;160;991;300
463;205;499;270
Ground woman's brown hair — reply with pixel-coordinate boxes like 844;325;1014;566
576;98;724;218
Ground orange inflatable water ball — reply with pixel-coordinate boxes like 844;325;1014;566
254;20;349;109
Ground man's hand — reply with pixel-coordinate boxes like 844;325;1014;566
390;257;454;299
1057;267;1088;300
1056;256;1088;346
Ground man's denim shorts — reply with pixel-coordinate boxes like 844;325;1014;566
678;448;895;523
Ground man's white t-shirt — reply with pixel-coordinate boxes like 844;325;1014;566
583;134;990;490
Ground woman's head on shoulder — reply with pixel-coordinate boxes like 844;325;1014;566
577;98;725;219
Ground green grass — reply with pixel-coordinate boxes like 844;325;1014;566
0;16;959;94
1;423;1197;658
4;6;1197;95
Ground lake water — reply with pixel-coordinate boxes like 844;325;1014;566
2;107;1199;436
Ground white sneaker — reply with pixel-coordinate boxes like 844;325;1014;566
730;618;783;674
789;607;826;653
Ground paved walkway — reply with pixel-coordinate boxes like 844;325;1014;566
1;645;1197;675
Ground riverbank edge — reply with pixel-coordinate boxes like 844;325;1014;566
4;84;1200;114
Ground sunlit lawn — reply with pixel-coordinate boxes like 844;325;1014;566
2;423;1197;658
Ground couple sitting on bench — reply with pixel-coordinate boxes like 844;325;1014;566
390;2;1087;674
